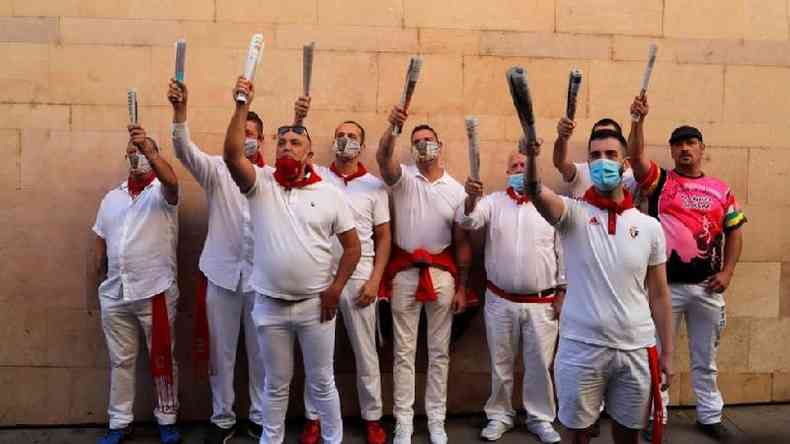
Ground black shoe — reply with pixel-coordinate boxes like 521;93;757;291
246;421;263;439
696;421;731;441
204;423;236;444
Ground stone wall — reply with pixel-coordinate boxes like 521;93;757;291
1;0;789;425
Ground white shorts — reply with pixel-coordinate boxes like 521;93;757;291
555;338;651;430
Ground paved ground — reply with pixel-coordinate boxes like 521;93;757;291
1;404;787;443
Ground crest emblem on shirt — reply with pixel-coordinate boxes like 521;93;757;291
629;226;639;239
589;216;600;226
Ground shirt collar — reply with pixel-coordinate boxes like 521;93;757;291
412;165;451;184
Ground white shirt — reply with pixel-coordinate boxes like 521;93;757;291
456;191;565;293
315;165;390;281
564;162;635;199
390;164;465;253
554;196;667;350
93;179;179;303
172;122;270;292
245;167;357;300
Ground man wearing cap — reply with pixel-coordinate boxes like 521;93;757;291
524;125;674;444
223;77;361;444
459;149;565;443
298;117;391;444
376;106;471;444
629;97;746;442
93;125;181;444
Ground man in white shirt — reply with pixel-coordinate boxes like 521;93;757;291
167;80;268;443
93;125;181;444
523;128;674;444
223;77;361;444
376;106;471;444
458;150;565;444
298;120;391;444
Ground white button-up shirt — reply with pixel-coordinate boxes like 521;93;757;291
390;164;465;254
93;179;178;303
315;165;390;281
456;191;565;294
172;122;269;292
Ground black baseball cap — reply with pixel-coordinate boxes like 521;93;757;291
669;125;703;145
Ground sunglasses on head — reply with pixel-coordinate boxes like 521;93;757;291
276;125;311;142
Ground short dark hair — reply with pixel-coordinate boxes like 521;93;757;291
410;124;439;143
246;111;264;138
337;120;366;144
592;118;623;135
588;129;627;154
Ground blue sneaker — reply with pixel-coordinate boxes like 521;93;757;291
98;425;132;444
159;424;182;444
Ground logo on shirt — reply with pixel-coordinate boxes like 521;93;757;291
629;226;640;239
310;201;316;207
589;216;600;226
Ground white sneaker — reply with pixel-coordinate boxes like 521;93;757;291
393;421;413;444
427;420;448;444
527;421;561;444
480;420;514;441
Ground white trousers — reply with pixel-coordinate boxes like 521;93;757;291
206;280;265;428
252;294;342;444
659;283;726;425
100;286;179;430
305;278;383;421
391;268;455;424
483;291;559;427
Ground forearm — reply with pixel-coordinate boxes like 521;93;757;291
332;243;362;292
376;130;401;185
223;104;255;191
627;120;651;180
369;226;391;286
146;151;179;194
648;266;674;355
454;225;472;289
552;137;576;182
722;229;743;274
95;238;107;283
525;153;565;224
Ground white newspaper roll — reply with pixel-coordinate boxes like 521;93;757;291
632;43;658;122
465;116;480;180
303;42;315;97
174;39;186;83
236;34;264;103
127;89;138;125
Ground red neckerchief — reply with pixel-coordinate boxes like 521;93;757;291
329;161;367;185
582;187;634;235
274;163;322;189
506;187;529;205
248;152;266;168
128;171;156;197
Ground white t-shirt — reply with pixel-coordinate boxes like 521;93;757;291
564;162;635;199
93;179;179;303
315;165;390;281
245;167;357;300
554;196;667;350
390;164;465;254
456;192;565;293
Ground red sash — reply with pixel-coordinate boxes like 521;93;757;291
582;187;634;235
192;273;210;379
379;246;458;303
647;345;665;443
150;293;176;413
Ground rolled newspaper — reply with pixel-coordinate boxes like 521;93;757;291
392;56;423;136
465;116;481;180
566;68;582;120
295;42;315;126
236;33;264;104
506;66;537;153
631;43;658;122
127;89;139;126
174;39;187;83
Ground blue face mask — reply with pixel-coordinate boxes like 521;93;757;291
589;159;623;192
507;173;525;193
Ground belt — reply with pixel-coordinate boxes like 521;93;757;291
486;280;556;304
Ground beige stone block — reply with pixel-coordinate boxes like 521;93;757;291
13;0;214;20
0;305;48;365
404;0;554;32
464;56;591;118
0;367;69;425
378;53;463;114
616;36;790;68
46;309;105;368
726;262;781;318
781;262;790;318
418;28;480;55
0;17;58;43
71;105;171;135
697;147;749;203
0;104;69;130
481;31;610;60
0;129;19;191
557;0;662;36
749;148;790;205
739;205;790;263
0;0;10;15
716;318;752;373
772;371;790;401
318;0;402;27
725;66;790;124
720;373;774;404
426;113;505;143
749;318;790;372
589;61;724;123
0;43;48;102
276;24;418;53
308;51;377;112
216;0;316;24
665;0;787;40
66;368;110;423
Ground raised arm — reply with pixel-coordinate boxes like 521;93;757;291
376;106;406;186
524;139;565;225
128;125;179;205
322;228;362;322
223;77;257;193
646;262;674;389
168;79;214;186
627;95;651;181
553;117;578;182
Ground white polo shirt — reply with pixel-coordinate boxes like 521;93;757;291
554;196;667;350
564;162;634;199
93;179;179;303
245;166;356;300
315;165;390;281
456;191;565;294
390;164;465;254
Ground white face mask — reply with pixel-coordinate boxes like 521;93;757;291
244;137;259;157
333;136;362;160
411;140;440;162
128;152;152;175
